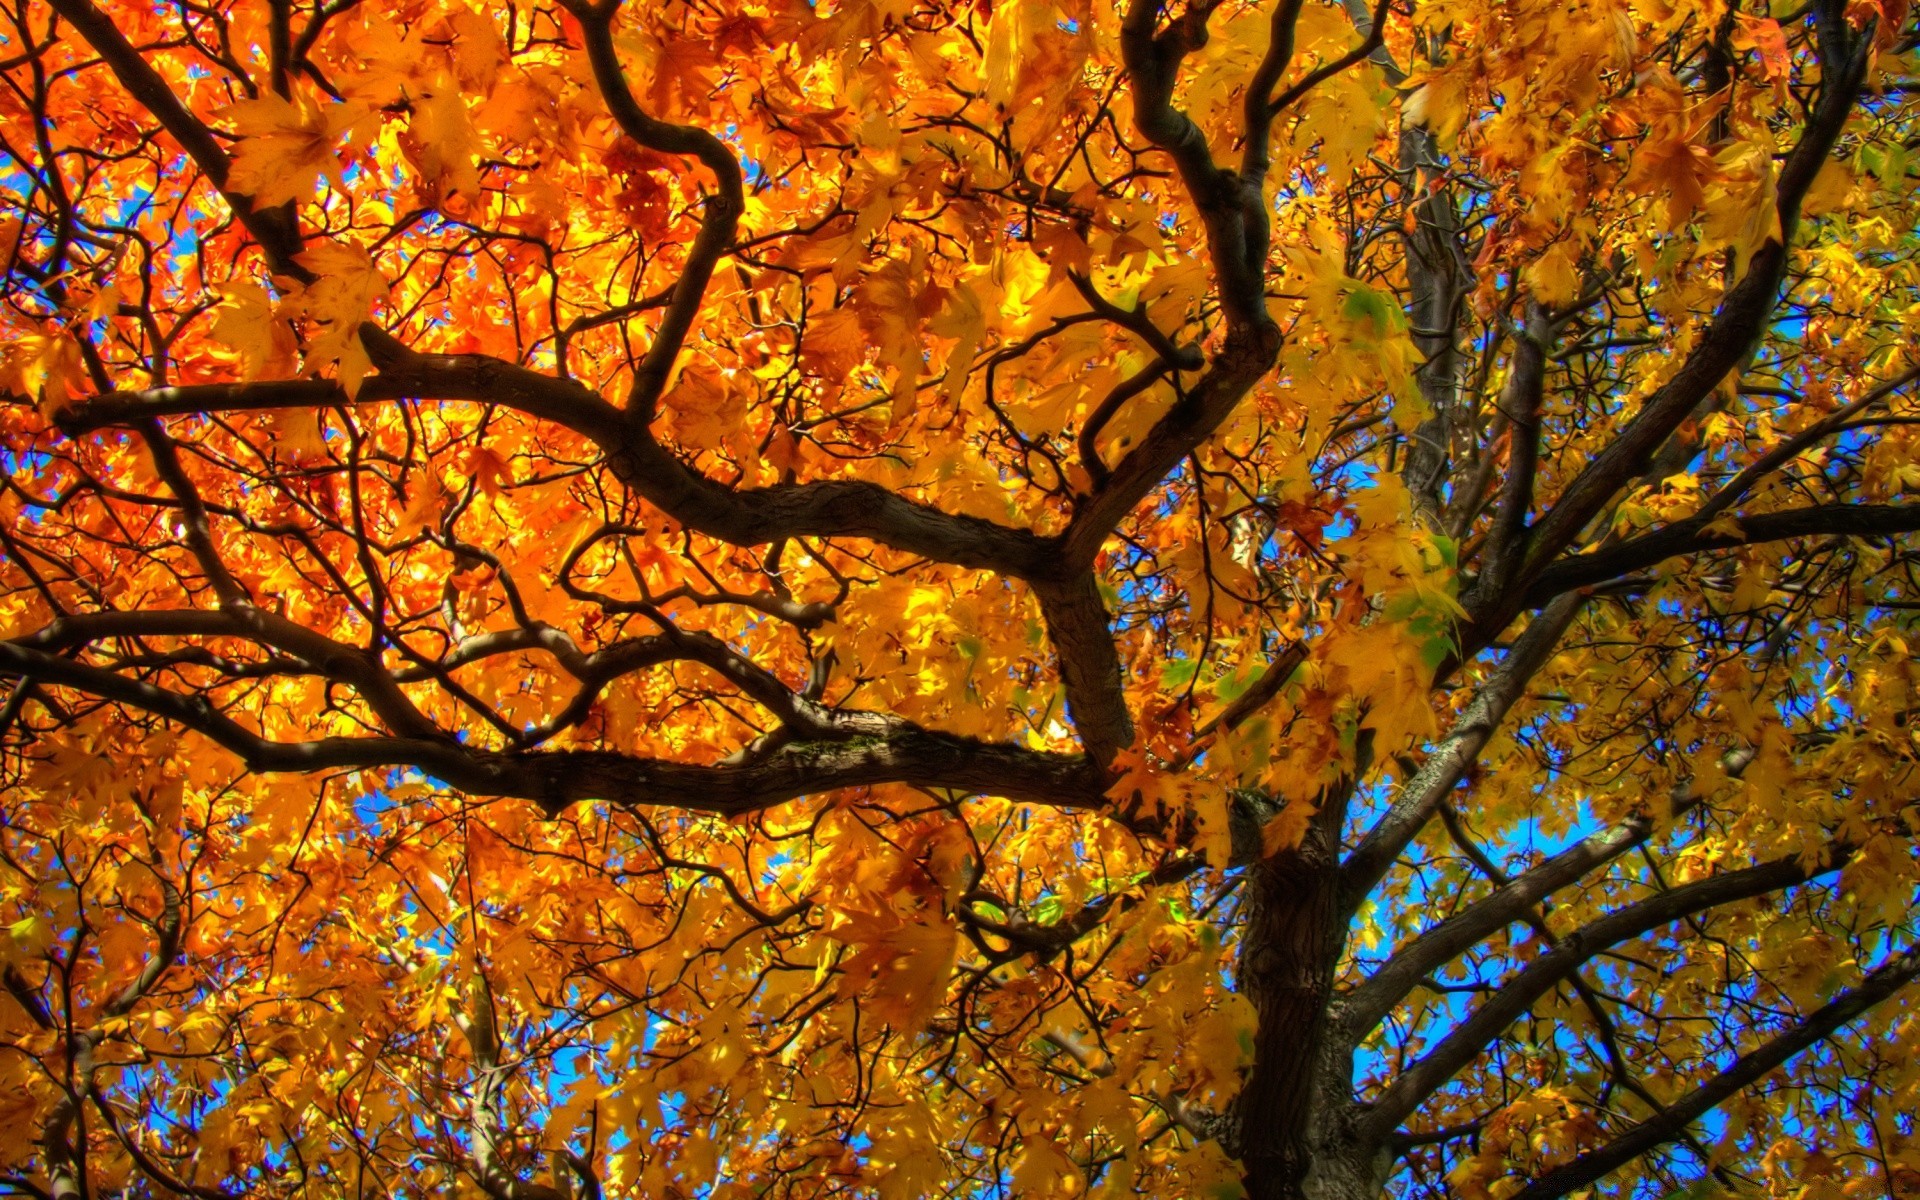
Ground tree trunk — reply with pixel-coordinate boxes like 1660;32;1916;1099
1235;815;1348;1200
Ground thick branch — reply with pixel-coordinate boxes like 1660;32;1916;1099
52;359;1145;761
1464;306;1547;612
55;353;627;445
1063;330;1281;568
53;354;1061;579
1341;812;1655;1041
0;638;1108;815
1240;0;1309;189
1486;13;1874;641
1074;0;1287;571
458;978;569;1200
1119;0;1229;212
1034;575;1134;767
1524;503;1920;607
1118;0;1269;328
44;0;308;277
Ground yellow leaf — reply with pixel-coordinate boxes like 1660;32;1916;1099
284;240;385;397
210;283;297;381
224;91;369;208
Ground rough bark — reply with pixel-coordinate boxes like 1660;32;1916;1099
1236;829;1345;1199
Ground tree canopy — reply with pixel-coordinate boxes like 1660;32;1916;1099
3;0;1920;1196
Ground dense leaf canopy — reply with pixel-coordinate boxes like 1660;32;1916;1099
3;0;1920;1197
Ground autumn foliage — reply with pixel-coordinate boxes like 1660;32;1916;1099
4;0;1920;1196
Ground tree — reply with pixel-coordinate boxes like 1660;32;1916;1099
2;0;1919;1195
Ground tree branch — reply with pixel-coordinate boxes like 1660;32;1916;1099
18;608;447;743
1524;503;1920;607
1508;944;1920;1200
1117;0;1271;329
1240;0;1309;190
1695;363;1920;522
1339;592;1584;917
1475;10;1875;647
0;638;1109;815
52;356;1061;579
565;0;744;424
1062;336;1281;569
1358;850;1839;1139
136;420;251;608
44;0;309;278
1462;305;1547;614
1263;0;1391;119
1341;810;1656;1042
51;356;1144;764
1033;575;1134;767
457;977;570;1200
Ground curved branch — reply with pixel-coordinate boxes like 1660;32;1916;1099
19;608;445;742
1239;0;1309;189
566;0;743;423
1066;271;1204;370
1059;0;1290;570
1034;575;1133;766
1262;0;1391;121
88;1083;236;1200
554;523;840;628
1118;0;1271;328
15;607;994;758
961;854;1207;961
1063;335;1280;568
137;420;250;608
54;351;627;444
52;353;1061;579
1469;13;1876;649
1119;0;1229;210
50;359;1138;763
1078;360;1172;490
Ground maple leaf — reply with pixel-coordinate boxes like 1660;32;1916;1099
400;78;483;206
281;240;385;396
831;901;959;1034
1627;131;1718;226
0;329;84;413
1733;14;1792;84
223;91;369;208
209;282;297;381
